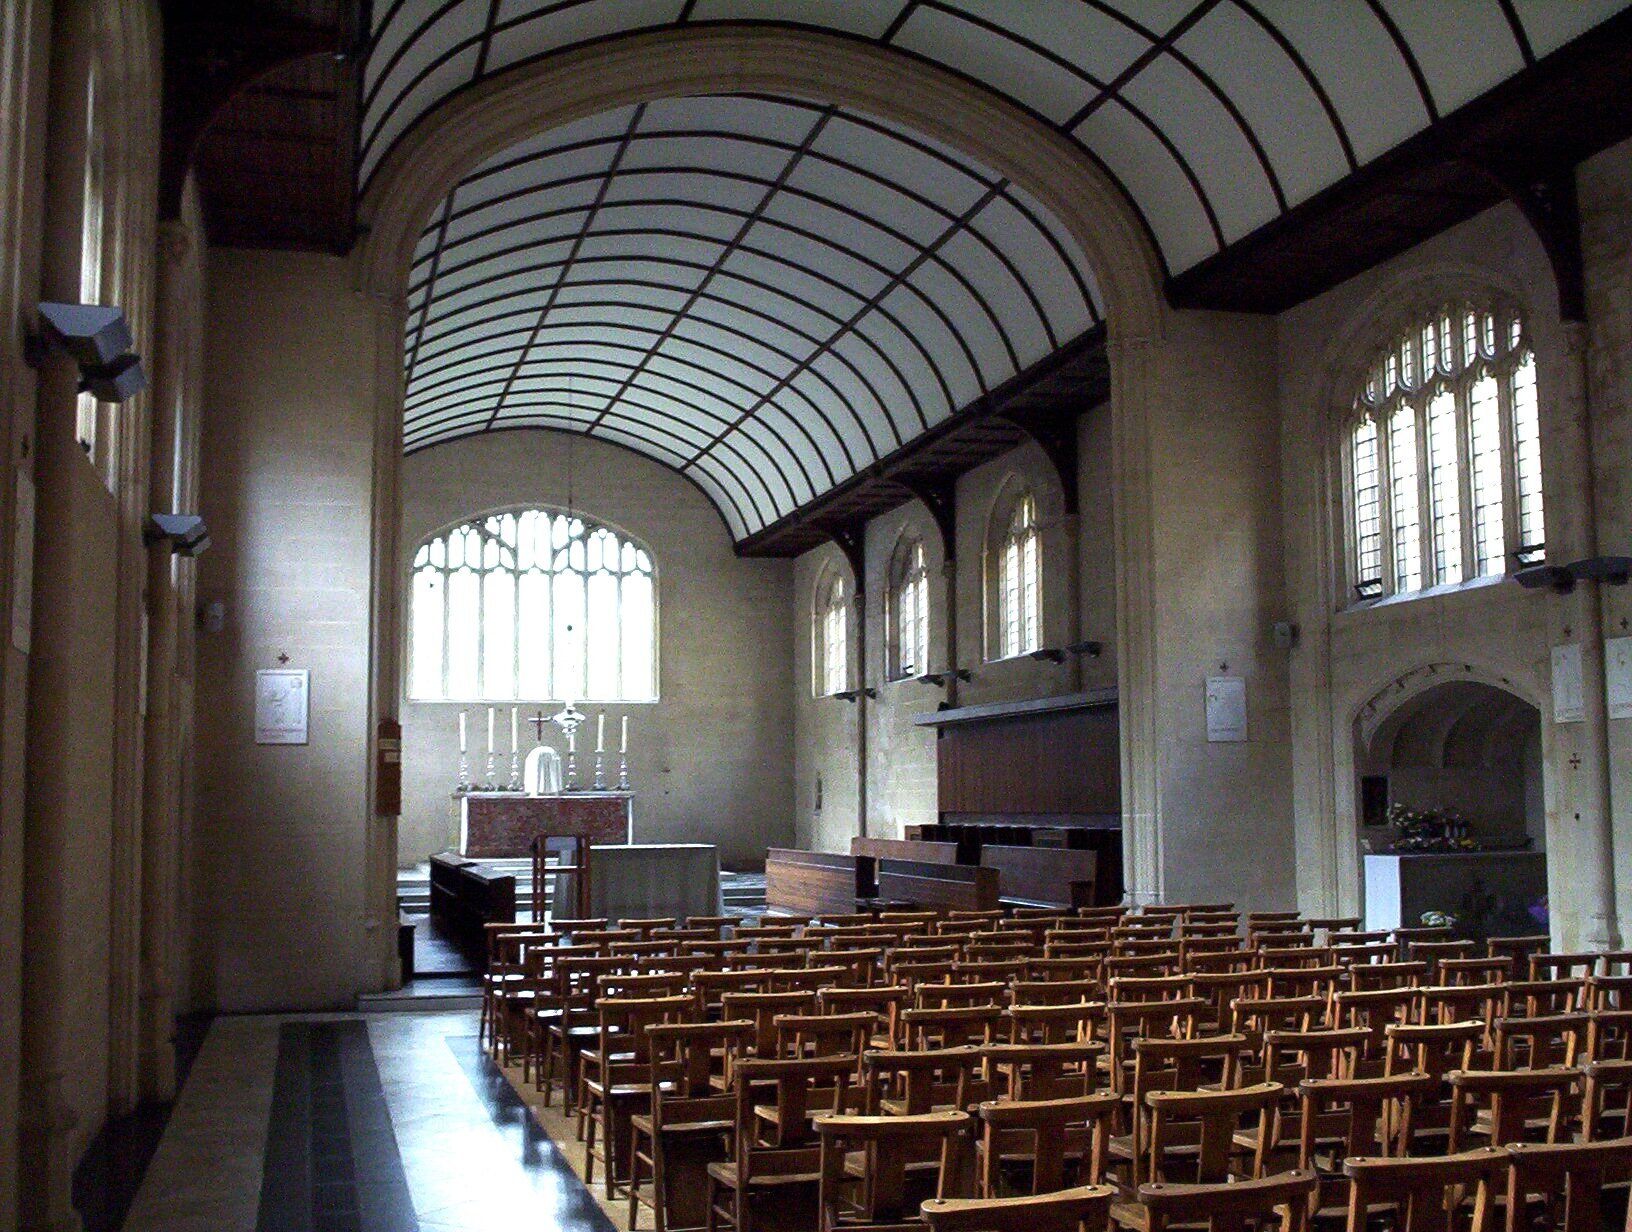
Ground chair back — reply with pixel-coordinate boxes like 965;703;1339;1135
863;1045;985;1116
921;1184;1115;1232
1137;1170;1318;1232
1340;1148;1504;1232
976;1093;1120;1194
1447;1068;1576;1150
1141;1081;1283;1187
817;1111;971;1232
1504;1137;1632;1232
982;1041;1105;1101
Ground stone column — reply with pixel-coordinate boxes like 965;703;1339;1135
1541;322;1617;950
1110;326;1163;905
363;285;409;992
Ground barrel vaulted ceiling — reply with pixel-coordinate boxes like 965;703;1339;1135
370;0;1632;541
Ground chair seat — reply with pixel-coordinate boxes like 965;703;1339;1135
632;1112;733;1137
706;1160;821;1190
583;1078;655;1101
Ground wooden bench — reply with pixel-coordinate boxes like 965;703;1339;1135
875;857;1000;913
851;836;960;865
979;844;1098;909
429;852;516;963
765;848;865;916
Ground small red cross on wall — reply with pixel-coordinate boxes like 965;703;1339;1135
277;652;290;665
1569;753;1582;770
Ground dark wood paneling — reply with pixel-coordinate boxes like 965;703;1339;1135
875;860;1000;913
937;706;1119;816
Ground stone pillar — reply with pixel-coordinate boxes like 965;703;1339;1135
364;286;408;992
1540;322;1618;950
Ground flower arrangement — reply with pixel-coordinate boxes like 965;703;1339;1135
1387;802;1481;852
1420;910;1458;929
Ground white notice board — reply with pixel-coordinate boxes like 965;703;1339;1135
1206;676;1247;742
1608;637;1632;721
1552;643;1585;724
255;669;309;744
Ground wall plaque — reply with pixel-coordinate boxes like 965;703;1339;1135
1608;636;1632;721
1205;675;1247;742
255;669;309;744
1551;643;1584;725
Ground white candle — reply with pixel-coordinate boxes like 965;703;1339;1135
486;706;495;754
568;730;576;754
596;712;605;753
620;714;628;753
458;710;467;754
510;706;518;753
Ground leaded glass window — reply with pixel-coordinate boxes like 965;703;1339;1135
1346;302;1543;600
409;509;656;701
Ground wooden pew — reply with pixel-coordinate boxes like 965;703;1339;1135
851;836;959;865
979;844;1098;909
875;858;1000;913
429;852;516;962
765;848;865;916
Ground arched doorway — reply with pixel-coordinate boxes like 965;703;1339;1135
1356;680;1548;940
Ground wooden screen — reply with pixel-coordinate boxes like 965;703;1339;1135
936;705;1119;816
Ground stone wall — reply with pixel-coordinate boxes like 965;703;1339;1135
193;249;383;1011
398;432;795;869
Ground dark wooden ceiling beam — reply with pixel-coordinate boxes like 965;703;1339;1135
1168;7;1632;315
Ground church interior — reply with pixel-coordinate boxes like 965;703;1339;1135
5;2;1632;1230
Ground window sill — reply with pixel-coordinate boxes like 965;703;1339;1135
1341;571;1509;614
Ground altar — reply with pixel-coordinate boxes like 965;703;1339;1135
455;790;632;858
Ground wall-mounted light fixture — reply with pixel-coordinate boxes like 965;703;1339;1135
1028;647;1065;664
920;669;972;688
144;513;210;557
832;688;878;703
1567;556;1632;586
27;302;148;403
1066;640;1103;658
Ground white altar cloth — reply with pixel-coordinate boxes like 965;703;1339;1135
556;843;722;921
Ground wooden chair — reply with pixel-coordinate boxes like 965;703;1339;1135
1501;979;1584;1017
1008;1002;1105;1046
1409;940;1478;975
722;990;819;1058
706;1055;860;1232
1383;1021;1483;1148
917;982;1011;1010
1117;1082;1283;1221
1531;954;1598;982
1503;1137;1632;1232
630;1019;756;1232
864;1046;987;1116
1440;957;1514;987
1390;925;1454;958
976;1094;1119;1197
1588;1009;1632;1063
1486;935;1548;967
1332;988;1418;1072
1586;975;1632;1013
1104;999;1207;1094
902;1005;1007;1051
1346;961;1429;991
1012;979;1102;1008
922;1184;1116;1232
1293;1072;1435;1217
1330;943;1397;969
1581;1059;1632;1141
777;1012;878;1064
1110;1038;1253;1183
821;985;909;1049
1339;1148;1505;1232
817;1112;972;1232
1491;1013;1587;1070
1137;1172;1318;1232
1447;1068;1576;1150
582;993;695;1195
983;1042;1105;1102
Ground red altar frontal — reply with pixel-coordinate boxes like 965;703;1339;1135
455;791;633;859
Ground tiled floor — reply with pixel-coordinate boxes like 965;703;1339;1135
121;1011;612;1232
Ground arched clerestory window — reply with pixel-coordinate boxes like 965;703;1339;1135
992;489;1041;659
1345;300;1544;601
408;508;656;701
887;535;930;680
814;567;849;697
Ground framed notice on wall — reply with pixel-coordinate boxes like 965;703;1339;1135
1608;637;1632;721
1551;643;1585;724
255;669;309;745
1205;676;1247;742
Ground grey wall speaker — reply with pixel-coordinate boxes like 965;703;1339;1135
38;302;134;367
79;353;147;403
1271;621;1298;649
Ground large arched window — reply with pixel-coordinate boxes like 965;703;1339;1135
995;490;1041;659
814;568;849;697
1346;301;1544;600
888;536;930;680
409;508;656;702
